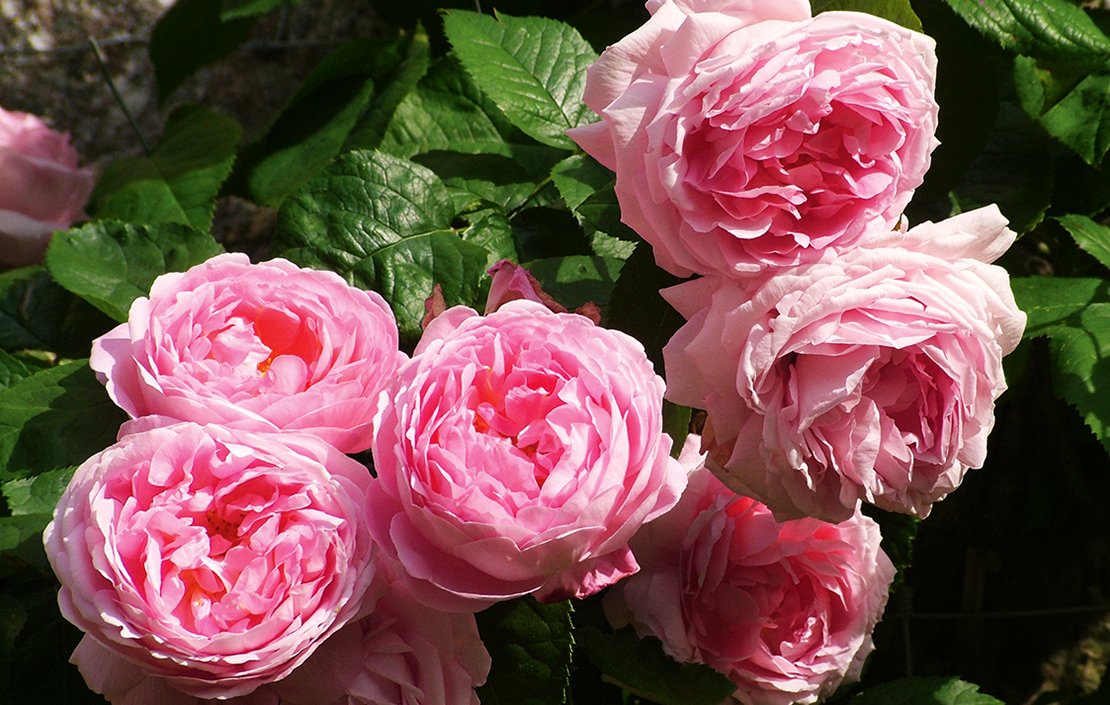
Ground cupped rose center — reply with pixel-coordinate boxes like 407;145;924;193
675;41;904;248
116;469;339;638
865;349;956;466
470;363;567;487
199;305;323;393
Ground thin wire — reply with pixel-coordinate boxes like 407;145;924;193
88;35;151;155
0;35;344;57
891;604;1110;621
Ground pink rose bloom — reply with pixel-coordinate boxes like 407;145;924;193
607;437;895;705
71;562;490;705
368;300;687;610
44;422;378;699
662;205;1027;522
484;259;567;315
568;0;938;277
90;253;406;453
0;106;95;267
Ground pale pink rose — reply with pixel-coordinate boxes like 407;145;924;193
662;205;1027;522
44;422;378;699
568;0;938;277
90;253;406;453
606;439;895;705
368;300;687;610
71;563;490;705
0;106;95;267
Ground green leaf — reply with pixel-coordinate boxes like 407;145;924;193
238;38;382;207
0;268;115;359
1056;213;1110;271
381;55;522;158
475;596;574;705
1019;56;1110;166
89;158;191;226
413;151;544;213
950;101;1054;233
522;256;624;312
0;360;126;482
1032;302;1110;457
443;11;598;150
815;0;922;32
577;626;737;705
0;352;35;391
577;187;640;243
550;154;613;214
275;150;491;344
379;55;561;178
46;221;224;322
941;0;1110;62
344;24;432;152
461;212;519;269
150;0;257;103
220;0;302;21
1013;276;1110;457
1011;275;1110;334
848;677;1004;705
0;515;52;554
2;466;75;516
91;106;242;231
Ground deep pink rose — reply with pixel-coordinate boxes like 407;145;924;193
0;105;95;267
70;563;490;705
662;206;1027;522
90;253;406;453
44;422;378;699
368;300;687;610
568;0;938;277
607;437;895;705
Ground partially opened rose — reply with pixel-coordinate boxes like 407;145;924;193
663;205;1027;522
568;0;938;277
607;439;895;705
0;105;95;267
90;253;406;453
368;300;687;610
44;422;378;699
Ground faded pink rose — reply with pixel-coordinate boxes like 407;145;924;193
568;0;938;277
607;438;895;705
90;253;405;453
44;422;378;699
70;563;490;705
368;300;686;610
662;205;1027;522
0;105;95;267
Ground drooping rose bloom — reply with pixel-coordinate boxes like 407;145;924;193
90;253;406;453
368;300;687;610
606;437;895;705
568;0;938;277
0;105;95;267
663;205;1027;522
44;422;378;700
70;560;490;705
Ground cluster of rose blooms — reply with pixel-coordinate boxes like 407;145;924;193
38;1;1029;705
